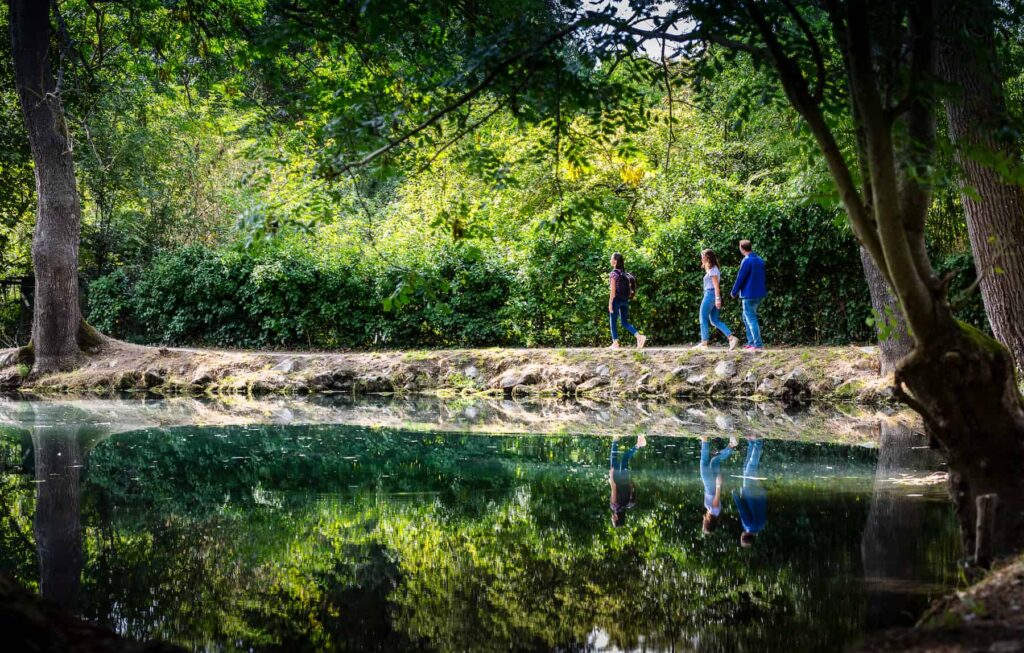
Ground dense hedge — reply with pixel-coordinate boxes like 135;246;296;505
87;202;985;349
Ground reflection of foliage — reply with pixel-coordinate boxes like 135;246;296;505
0;425;960;652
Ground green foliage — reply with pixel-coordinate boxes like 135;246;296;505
90;200;888;348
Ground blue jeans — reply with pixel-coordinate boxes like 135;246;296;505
609;298;638;342
741;296;764;348
700;439;733;512
733;439;766;533
699;290;732;342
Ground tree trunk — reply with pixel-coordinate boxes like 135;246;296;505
896;321;1024;558
9;0;84;373
936;0;1024;373
860;247;914;375
32;427;83;611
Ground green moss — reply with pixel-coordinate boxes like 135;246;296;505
957;320;1006;355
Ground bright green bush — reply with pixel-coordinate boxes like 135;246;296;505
90;201;987;350
644;202;875;346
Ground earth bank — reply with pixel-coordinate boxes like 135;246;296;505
0;340;889;403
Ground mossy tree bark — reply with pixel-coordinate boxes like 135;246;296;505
9;0;92;373
738;0;1024;556
936;0;1024;374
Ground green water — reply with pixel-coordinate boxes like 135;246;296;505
0;400;960;652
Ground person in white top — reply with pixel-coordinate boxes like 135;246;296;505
693;249;739;350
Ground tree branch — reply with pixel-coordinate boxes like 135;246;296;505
780;0;827;103
339;22;582;172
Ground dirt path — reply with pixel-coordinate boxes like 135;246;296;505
0;338;889;402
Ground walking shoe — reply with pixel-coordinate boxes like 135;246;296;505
691;342;708;350
728;335;739;350
607;342;621;349
636;333;647;349
743;345;756;350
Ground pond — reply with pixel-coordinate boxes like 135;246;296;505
0;397;960;652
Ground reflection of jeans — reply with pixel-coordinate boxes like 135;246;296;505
700;440;733;512
610;440;638;471
699;290;731;341
741;297;764;348
733;439;766;533
609;299;639;342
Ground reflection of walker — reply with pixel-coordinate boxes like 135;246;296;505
609;435;646;528
733;438;767;547
700;438;734;533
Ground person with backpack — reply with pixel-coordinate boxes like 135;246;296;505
608;252;647;349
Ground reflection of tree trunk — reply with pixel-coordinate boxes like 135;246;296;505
861;421;936;628
859;248;913;375
32;428;83;610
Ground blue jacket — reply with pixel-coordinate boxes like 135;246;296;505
731;252;767;299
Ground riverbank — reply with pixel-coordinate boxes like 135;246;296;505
860;557;1024;652
0;339;890;402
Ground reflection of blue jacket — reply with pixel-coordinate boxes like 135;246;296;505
733;439;766;533
731;253;767;299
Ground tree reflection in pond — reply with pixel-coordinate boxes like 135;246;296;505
0;417;960;653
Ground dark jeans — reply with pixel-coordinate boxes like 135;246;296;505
609;298;639;342
610;440;638;471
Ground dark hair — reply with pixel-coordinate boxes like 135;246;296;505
739;240;753;253
612;252;625;270
701;249;720;270
702;511;720;534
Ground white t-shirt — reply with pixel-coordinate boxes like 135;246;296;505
703;266;720;291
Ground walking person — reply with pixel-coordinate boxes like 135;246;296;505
730;240;767;351
733;436;767;547
607;253;647;349
608;433;647;528
693;249;740;350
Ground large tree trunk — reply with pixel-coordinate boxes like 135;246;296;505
860;247;914;374
9;0;84;373
895;321;1024;558
936;0;1024;373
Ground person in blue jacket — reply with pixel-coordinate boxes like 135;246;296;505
730;240;767;351
733;436;766;547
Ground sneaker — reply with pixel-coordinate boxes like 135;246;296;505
607;342;621;349
728;335;739;350
743;345;756;351
636;333;647;349
691;342;708;350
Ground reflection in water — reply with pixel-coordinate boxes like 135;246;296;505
734;437;767;548
700;436;736;534
31;413;86;610
861;422;944;628
33;431;83;609
0;404;962;653
608;434;647;527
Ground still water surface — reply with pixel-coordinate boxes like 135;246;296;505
0;398;960;652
